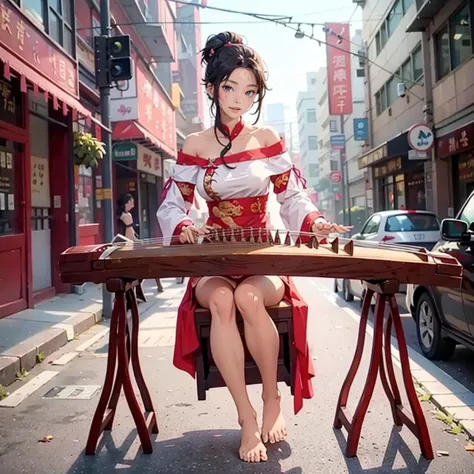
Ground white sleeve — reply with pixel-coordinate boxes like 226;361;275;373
270;153;325;235
157;164;199;245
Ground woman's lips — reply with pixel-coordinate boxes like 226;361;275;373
229;107;241;111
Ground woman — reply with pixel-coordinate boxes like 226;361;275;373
157;32;351;463
116;193;164;296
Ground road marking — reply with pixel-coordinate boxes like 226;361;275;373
0;371;59;408
51;352;79;366
75;328;110;352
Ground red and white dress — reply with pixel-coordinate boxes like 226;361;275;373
157;127;325;414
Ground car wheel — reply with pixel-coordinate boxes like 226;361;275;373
334;279;339;293
343;280;354;302
415;293;456;360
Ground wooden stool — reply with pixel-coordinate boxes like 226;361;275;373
194;302;296;400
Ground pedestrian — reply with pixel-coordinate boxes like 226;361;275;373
157;31;351;463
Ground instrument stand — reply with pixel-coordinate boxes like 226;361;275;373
334;280;434;460
85;279;158;455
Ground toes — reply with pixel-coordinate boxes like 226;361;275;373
269;432;276;444
260;449;268;462
261;431;269;444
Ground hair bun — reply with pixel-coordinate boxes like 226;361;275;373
201;31;244;64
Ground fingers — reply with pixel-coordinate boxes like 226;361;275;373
180;226;199;244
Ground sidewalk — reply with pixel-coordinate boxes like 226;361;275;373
0;280;167;388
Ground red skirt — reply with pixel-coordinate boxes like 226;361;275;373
173;275;315;415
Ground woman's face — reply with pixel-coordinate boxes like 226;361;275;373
210;67;258;120
125;198;134;212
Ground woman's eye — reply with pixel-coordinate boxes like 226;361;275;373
223;85;233;92
246;90;256;97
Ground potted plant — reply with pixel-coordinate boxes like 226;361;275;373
73;131;106;168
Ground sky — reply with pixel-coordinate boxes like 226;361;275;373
199;0;363;125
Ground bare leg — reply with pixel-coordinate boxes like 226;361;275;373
234;276;286;444
195;277;267;463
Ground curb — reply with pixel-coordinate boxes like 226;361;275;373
0;308;102;388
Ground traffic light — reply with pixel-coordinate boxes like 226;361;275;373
94;35;133;88
107;35;133;82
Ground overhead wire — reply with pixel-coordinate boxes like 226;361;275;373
168;0;424;92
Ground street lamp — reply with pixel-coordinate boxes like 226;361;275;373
295;24;304;39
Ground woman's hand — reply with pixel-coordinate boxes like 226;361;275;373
311;220;352;236
179;224;213;244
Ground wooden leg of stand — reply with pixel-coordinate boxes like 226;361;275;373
103;323;131;431
85;293;120;455
128;291;159;434
117;291;153;454
345;294;386;457
378;315;403;426
387;296;434;460
334;289;374;429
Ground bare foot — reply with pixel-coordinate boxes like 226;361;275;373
238;416;268;463
261;394;287;444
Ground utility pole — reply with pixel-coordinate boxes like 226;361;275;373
99;0;113;318
340;114;347;226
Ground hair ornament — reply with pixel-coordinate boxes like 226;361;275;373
209;48;215;57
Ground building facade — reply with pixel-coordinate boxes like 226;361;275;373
0;0;182;318
296;72;318;192
407;0;474;218
357;0;429;214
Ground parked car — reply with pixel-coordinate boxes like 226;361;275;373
406;191;474;360
335;210;441;303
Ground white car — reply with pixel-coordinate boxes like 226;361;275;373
335;210;441;304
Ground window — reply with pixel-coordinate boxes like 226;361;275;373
460;194;474;225
307;108;316;123
361;215;381;235
329;120;338;132
450;4;472;69
385;214;439;232
24;0;74;55
387;74;399;105
387;0;403;37
401;59;412;84
412;46;423;81
308;136;318;150
435;3;472;80
375;87;387;115
310;78;316;85
374;0;418;56
330;160;338;171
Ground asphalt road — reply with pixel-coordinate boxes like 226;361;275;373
0;278;473;474
329;279;474;394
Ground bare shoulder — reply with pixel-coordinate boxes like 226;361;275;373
253;126;282;147
121;213;133;225
182;132;205;155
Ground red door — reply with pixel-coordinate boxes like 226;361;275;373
0;127;28;319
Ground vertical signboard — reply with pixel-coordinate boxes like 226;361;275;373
325;23;353;116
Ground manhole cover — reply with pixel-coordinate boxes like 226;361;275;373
43;385;101;400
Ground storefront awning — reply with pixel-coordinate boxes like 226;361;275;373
113;120;177;159
0;47;108;132
358;132;411;170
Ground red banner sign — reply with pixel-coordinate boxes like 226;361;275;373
325;23;353;116
136;63;176;156
437;121;474;159
0;0;78;97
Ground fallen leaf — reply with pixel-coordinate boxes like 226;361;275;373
436;450;449;457
39;435;53;443
448;423;463;436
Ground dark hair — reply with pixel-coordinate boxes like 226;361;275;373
201;32;269;168
116;193;133;218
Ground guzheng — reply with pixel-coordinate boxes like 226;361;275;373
59;228;463;289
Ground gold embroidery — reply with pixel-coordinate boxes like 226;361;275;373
203;169;220;200
274;173;289;190
250;198;263;214
176;182;193;196
212;201;243;228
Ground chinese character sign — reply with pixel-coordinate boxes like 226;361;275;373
0;0;78;96
325;23;353;116
137;63;176;156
